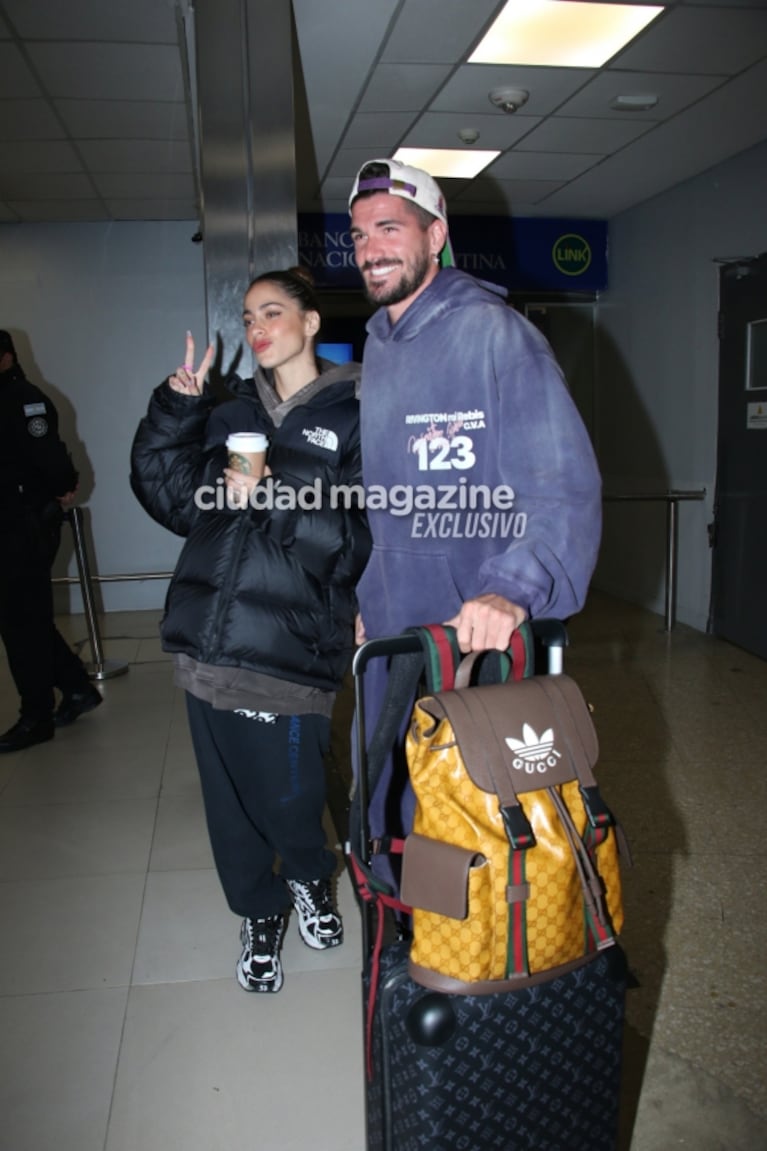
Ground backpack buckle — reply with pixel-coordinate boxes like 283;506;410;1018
501;804;536;850
580;785;614;829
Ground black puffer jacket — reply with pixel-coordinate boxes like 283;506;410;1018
130;364;371;691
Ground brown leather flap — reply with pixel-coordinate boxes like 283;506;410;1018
401;832;486;920
416;674;599;803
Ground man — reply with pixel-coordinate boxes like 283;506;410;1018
0;330;101;753
348;158;602;650
347;159;602;843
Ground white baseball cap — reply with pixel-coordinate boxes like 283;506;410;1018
348;158;448;226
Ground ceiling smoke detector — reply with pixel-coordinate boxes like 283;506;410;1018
457;127;481;144
488;86;529;114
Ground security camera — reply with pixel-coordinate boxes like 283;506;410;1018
457;128;481;145
488;87;529;114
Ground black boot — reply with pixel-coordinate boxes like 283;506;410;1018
0;716;55;753
53;684;103;727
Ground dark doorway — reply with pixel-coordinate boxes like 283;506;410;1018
709;254;767;659
522;299;597;443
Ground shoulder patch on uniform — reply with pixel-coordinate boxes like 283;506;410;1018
27;416;49;437
23;402;47;416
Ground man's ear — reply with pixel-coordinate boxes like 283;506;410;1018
428;218;448;260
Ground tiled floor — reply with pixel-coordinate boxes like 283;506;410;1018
0;592;765;1151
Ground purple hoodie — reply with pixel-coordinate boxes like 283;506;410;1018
356;267;601;637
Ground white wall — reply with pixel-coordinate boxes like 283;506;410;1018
0;221;206;612
593;138;767;632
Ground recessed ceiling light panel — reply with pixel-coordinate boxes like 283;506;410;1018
393;147;500;180
469;0;664;68
610;93;659;111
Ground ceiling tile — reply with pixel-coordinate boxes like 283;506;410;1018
0;172;95;198
402;111;542;149
381;0;502;63
342;112;418;148
543;56;767;218
55;100;189;141
358;63;454;113
487;150;603;180
77;140;193;174
293;0;401;174
557;69;728;120
26;43;184;101
106;199;198;221
313;175;358;210
0;0;178;41
2;0;767;227
7;199;110;222
514;116;653;153
687;0;767;6
91;172;196;199
431;64;596;117
611;6;767;74
0;139;83;172
0;99;65;139
512;184;607;219
0;42;44;97
453;178;567;210
325;147;401;180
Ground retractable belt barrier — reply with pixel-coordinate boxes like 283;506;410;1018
51;507;132;681
54;493;705;682
602;490;706;631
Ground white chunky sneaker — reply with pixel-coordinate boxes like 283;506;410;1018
286;878;344;950
236;914;286;992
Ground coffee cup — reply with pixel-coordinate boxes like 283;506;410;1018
226;432;268;478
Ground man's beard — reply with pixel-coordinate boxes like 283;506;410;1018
362;249;433;308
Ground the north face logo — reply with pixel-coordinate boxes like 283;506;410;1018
505;724;562;774
302;426;339;451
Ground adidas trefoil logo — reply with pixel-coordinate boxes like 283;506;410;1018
505;724;562;774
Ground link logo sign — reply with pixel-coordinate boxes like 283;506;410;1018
552;233;592;277
298;214;608;292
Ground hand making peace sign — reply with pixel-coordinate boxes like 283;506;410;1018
168;330;215;396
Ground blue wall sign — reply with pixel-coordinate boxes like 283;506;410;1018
297;213;608;293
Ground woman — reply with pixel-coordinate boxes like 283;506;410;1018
131;269;370;993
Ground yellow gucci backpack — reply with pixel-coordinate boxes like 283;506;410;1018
349;622;627;997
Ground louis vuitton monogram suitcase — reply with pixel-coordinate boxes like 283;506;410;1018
350;621;627;1151
365;939;626;1151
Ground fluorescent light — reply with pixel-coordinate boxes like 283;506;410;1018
469;0;664;68
392;147;500;179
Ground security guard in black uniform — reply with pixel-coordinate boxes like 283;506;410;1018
0;330;102;752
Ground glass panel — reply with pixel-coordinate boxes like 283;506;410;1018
746;317;767;391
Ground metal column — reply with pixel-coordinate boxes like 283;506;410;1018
192;0;298;368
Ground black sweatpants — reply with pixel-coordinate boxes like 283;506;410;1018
185;694;337;919
0;516;92;720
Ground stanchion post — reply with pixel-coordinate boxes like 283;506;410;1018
664;499;678;632
66;507;129;681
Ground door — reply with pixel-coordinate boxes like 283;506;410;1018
710;254;767;658
524;302;597;443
